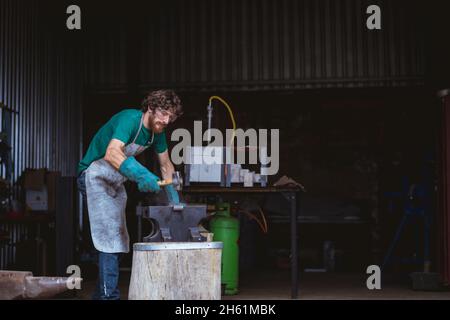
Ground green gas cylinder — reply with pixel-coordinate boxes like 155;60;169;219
210;202;239;295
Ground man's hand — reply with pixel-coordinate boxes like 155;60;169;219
157;150;176;183
137;170;161;193
164;184;180;204
158;151;182;203
119;156;161;193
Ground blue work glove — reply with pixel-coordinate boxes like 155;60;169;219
119;157;161;193
164;184;180;204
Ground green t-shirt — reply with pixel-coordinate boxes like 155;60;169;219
78;109;168;174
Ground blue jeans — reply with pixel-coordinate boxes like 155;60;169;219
92;252;121;300
77;171;121;300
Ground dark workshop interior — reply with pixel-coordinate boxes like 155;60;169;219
1;0;450;300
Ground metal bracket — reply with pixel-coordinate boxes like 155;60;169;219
160;228;172;241
189;227;206;242
281;191;295;202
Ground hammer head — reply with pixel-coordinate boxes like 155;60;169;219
157;171;183;191
171;171;183;191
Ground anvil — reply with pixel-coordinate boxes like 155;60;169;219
137;205;207;242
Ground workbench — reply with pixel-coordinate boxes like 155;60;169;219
182;186;302;299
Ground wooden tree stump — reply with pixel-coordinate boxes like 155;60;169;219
129;242;223;300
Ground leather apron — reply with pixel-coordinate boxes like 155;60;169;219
85;115;153;253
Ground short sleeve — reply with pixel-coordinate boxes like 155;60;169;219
110;112;136;144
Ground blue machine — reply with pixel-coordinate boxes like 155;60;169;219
382;155;434;272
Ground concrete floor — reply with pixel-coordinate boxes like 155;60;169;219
70;270;450;300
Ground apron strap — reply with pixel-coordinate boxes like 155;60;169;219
131;113;155;147
131;114;145;145
149;131;154;146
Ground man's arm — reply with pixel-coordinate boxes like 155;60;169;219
104;139;127;170
158;150;181;204
104;138;160;193
157;150;175;182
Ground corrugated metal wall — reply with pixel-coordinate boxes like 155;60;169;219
137;0;424;91
84;0;425;92
84;28;128;93
0;223;29;270
0;0;83;180
0;0;83;270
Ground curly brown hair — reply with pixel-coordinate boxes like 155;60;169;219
141;89;183;121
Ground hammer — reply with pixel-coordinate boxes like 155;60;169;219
157;171;183;190
157;171;184;210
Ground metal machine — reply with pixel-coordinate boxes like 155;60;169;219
184;96;268;188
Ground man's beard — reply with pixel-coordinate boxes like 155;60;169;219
149;117;166;133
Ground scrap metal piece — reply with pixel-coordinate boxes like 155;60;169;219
0;270;82;300
189;227;206;242
0;270;32;300
24;276;80;299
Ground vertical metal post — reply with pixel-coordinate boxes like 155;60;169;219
290;192;298;299
438;89;450;285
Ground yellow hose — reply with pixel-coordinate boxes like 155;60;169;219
208;96;236;145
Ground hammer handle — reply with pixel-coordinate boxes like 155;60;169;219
157;179;173;187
